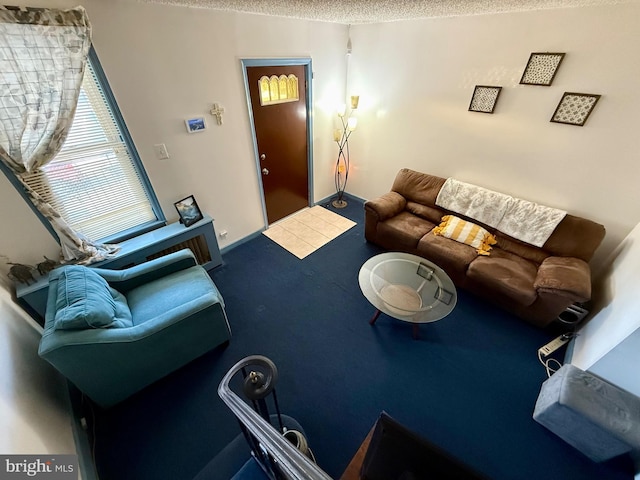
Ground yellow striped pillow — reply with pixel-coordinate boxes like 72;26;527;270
433;215;497;255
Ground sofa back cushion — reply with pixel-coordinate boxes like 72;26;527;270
543;214;606;262
392;169;446;207
495;233;550;265
405;201;445;224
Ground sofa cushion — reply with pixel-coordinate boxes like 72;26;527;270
405;201;445;224
467;249;538;306
495;232;549;264
51;266;122;330
433;215;497;255
377;212;435;250
391;169;446;206
534;257;591;301
417;232;478;276
543;214;606;262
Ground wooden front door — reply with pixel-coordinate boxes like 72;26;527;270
246;64;309;224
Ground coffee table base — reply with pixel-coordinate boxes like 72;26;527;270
369;309;420;340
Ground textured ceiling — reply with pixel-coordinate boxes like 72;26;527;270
131;0;636;24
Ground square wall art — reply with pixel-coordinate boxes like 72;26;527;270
520;53;565;86
550;92;601;126
468;86;502;114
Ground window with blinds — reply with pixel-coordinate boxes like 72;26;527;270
21;50;163;243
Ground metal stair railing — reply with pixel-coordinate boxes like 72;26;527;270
218;355;334;480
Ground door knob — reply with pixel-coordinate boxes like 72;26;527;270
262;168;269;175
260;154;266;161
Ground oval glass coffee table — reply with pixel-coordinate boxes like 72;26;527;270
358;252;457;339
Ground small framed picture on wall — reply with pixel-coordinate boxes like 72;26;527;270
520;52;565;86
185;117;207;133
468;86;502;114
550;92;601;127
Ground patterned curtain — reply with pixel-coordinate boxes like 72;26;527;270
0;6;118;263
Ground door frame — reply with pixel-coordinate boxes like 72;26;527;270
241;57;314;228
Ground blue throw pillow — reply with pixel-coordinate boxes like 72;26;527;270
52;265;120;330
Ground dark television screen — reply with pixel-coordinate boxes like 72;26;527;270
360;412;489;480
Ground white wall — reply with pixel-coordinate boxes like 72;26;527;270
0;0;346;276
0;280;76;455
569;222;640;396
347;3;640;275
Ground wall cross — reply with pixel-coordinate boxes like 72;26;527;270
210;102;225;125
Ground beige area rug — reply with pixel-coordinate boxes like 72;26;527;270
262;205;356;259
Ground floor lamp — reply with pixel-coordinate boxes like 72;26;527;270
332;95;358;208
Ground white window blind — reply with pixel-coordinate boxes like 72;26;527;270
21;59;158;242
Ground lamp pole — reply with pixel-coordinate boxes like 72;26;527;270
332;96;358;209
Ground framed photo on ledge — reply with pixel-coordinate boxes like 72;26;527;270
174;195;203;227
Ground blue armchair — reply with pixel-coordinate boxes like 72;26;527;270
38;249;231;408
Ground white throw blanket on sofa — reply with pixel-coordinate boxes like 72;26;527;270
435;178;566;247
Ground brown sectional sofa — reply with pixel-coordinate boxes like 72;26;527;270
364;169;606;327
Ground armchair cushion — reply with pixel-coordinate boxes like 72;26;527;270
125;266;222;326
51;266;130;330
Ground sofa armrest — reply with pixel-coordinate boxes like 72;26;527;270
94;249;198;293
364;192;407;222
534;257;591;302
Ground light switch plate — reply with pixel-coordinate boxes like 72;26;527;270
153;143;169;160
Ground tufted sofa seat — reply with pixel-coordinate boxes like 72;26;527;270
364;169;606;327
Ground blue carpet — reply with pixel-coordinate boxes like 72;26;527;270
90;198;634;480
